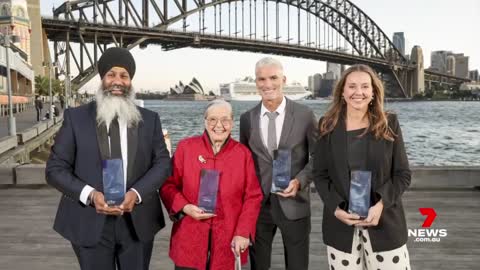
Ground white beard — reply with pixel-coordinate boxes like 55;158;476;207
95;86;142;128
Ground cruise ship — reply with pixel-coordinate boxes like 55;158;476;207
220;77;312;101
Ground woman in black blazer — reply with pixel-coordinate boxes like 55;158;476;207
313;64;411;270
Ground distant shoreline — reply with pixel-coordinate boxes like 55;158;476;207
136;97;480;102
386;98;480;102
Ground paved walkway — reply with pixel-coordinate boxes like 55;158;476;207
0;187;478;270
0;103;64;138
0;106;38;138
0;104;65;138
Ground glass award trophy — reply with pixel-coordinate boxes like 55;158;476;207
102;159;125;206
271;149;291;193
348;170;372;219
198;169;220;214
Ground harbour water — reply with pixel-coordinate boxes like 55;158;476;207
146;100;480;166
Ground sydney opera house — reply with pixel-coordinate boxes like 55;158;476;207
167;77;212;100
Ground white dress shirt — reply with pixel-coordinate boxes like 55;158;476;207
260;96;287;149
79;118;141;205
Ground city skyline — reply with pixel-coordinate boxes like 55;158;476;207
40;0;480;93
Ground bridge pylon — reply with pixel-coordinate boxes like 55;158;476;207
409;46;425;96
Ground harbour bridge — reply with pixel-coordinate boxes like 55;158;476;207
41;0;470;98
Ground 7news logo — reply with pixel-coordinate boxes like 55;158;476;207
408;208;448;242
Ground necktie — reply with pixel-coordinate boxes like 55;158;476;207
265;111;279;157
108;118;122;159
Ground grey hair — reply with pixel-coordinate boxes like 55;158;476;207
95;85;141;128
204;99;233;119
255;57;284;74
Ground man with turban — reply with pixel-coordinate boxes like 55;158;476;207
46;47;171;270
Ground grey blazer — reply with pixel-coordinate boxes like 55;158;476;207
240;98;317;220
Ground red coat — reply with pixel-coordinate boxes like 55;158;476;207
160;132;263;270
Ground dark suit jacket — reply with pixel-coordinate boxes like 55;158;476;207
240;98;317;220
313;113;411;253
46;102;171;246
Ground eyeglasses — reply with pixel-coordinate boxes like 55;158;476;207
205;117;232;126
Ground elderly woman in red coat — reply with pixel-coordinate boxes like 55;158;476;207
160;99;263;270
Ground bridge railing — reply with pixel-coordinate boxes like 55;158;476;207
2;163;479;189
0;115;63;164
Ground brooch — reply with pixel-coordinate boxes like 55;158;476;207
198;155;206;164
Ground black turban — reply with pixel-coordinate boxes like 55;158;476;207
97;47;136;79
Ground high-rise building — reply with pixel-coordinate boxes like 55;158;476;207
392;32;405;56
469;70;479;82
430;50;452;73
308;75;314;92
318;79;335;97
308;73;322;97
318;70;337;97
453;53;469;78
0;0;32;62
430;50;470;78
0;0;34;95
308;71;337;98
326;62;342;80
323;70;336;80
446;55;456;76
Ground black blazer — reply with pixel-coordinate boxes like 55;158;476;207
46;102;171;246
313;113;411;253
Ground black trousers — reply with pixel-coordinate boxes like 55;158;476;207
36;108;41;121
249;195;311;270
72;214;153;270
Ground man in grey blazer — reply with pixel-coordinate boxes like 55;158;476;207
240;57;317;270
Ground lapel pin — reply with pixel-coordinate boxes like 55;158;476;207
198;155;206;164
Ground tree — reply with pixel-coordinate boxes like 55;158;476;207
34;75;49;96
52;79;64;96
70;81;80;97
34;75;65;96
424;89;434;99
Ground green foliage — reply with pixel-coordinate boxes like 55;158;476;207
52;79;64;96
449;90;473;99
424;89;434;99
70;82;80;95
34;75;49;96
34;75;65;96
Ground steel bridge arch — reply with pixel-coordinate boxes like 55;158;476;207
156;0;406;63
50;0;407;90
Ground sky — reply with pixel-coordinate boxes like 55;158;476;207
40;0;480;93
